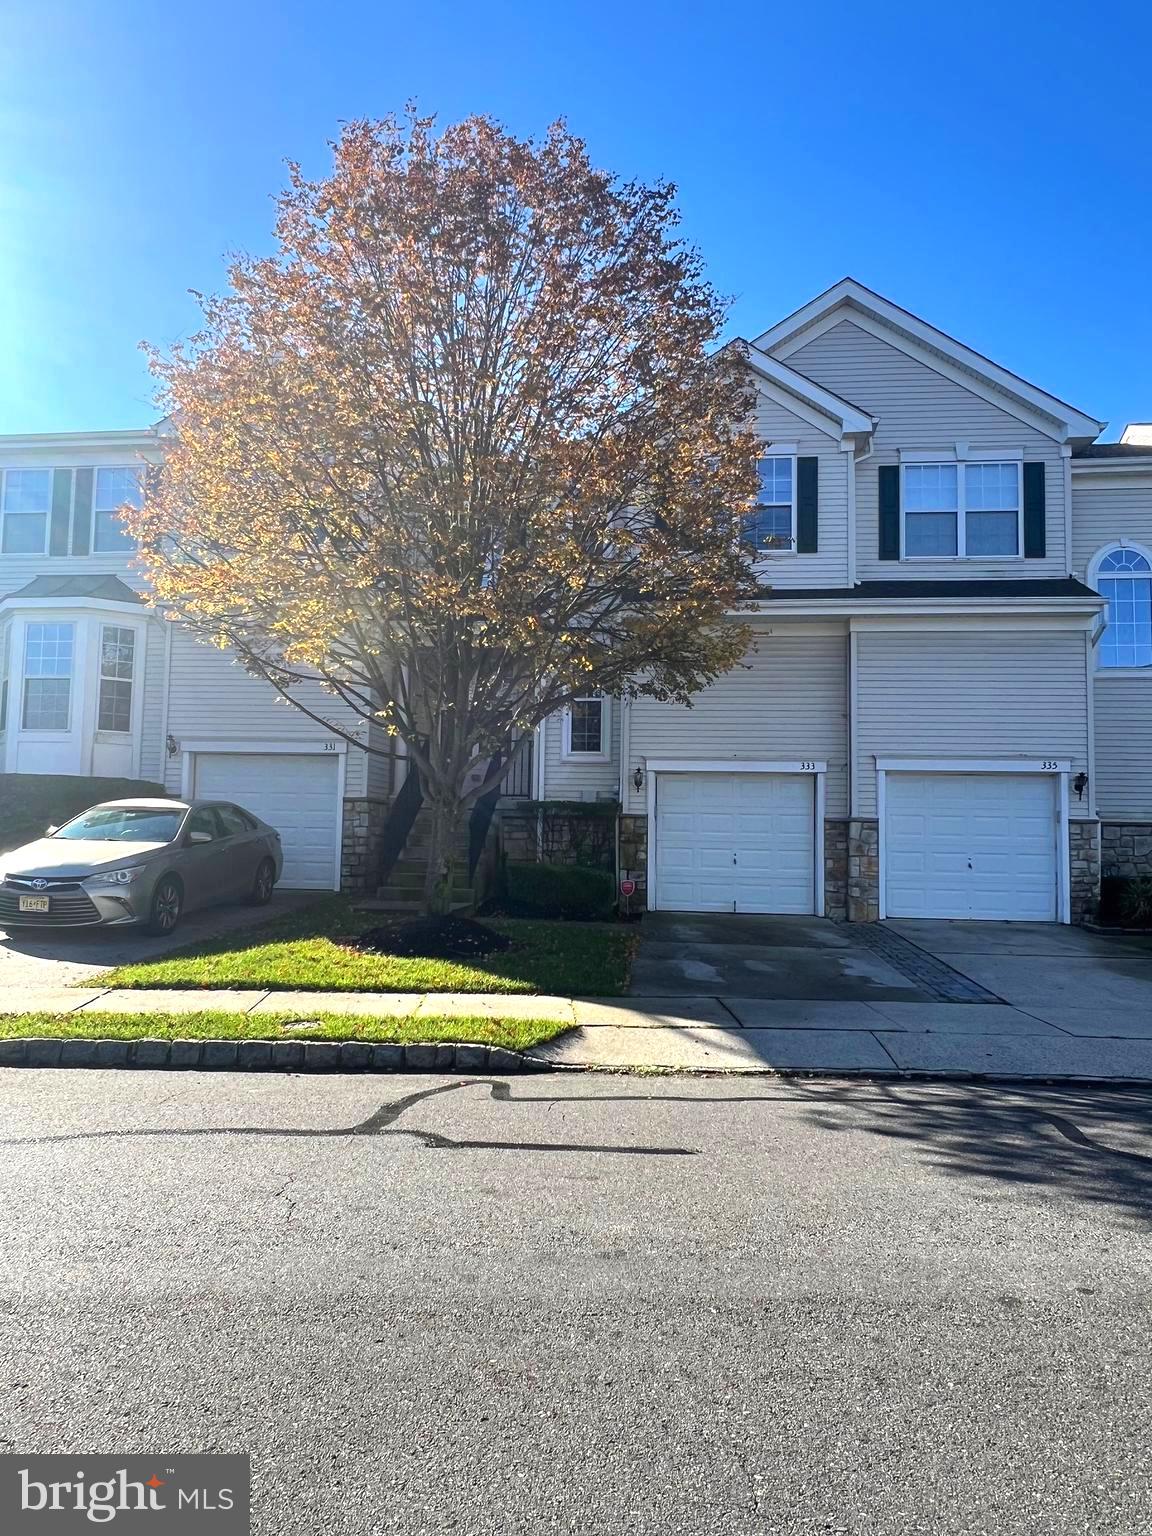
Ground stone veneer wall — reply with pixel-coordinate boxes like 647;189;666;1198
847;818;879;923
824;819;849;921
618;814;648;908
340;797;391;894
1100;822;1152;881
1069;820;1101;924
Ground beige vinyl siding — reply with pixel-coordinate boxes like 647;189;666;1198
364;724;395;799
540;697;620;801
1095;677;1152;818
137;621;167;782
623;626;848;815
1070;474;1152;575
784;321;1067;581
1070;473;1152;818
749;389;849;589
162;629;370;797
854;627;1091;817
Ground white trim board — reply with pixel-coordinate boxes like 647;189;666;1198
643;758;827;774
177;738;348;755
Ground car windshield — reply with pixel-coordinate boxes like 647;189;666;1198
52;807;185;843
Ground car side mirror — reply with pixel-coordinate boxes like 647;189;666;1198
45;826;58;836
187;830;213;845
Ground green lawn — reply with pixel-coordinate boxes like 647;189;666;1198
0;1009;567;1050
96;898;636;995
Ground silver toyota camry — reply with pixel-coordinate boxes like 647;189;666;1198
0;798;283;936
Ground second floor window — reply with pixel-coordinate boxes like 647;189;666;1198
1;468;51;555
93;467;142;553
744;456;795;552
1096;547;1152;669
903;461;1021;558
22;621;74;732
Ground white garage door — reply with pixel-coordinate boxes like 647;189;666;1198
654;773;815;914
885;773;1057;921
192;753;341;889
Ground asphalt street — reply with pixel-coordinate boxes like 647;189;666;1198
1;1068;1150;1534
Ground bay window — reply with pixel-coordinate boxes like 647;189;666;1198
22;622;74;731
97;625;136;731
903;460;1021;558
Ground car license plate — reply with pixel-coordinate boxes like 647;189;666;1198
18;895;50;913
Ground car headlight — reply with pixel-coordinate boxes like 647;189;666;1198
84;866;146;887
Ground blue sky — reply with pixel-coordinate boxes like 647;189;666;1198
2;0;1149;436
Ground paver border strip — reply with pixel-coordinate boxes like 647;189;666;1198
0;1037;551;1074
1;1035;1152;1085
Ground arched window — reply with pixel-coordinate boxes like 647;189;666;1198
1095;546;1152;669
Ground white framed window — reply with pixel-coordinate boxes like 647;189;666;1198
563;694;609;759
902;460;1021;558
92;466;142;553
743;455;795;553
22;621;74;731
1093;545;1152;670
97;624;136;732
1;468;51;555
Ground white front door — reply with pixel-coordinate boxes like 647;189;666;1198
654;773;815;914
885;772;1058;921
191;752;341;890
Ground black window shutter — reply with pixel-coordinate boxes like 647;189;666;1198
878;465;901;560
1023;462;1046;558
49;469;72;557
795;457;818;553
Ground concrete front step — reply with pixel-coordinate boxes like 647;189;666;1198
353;897;475;916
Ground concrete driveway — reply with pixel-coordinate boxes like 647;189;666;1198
562;910;1152;1078
631;912;950;1001
885;919;1152;1023
0;890;315;989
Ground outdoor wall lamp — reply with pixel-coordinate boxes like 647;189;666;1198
632;767;644;792
166;734;180;758
1073;771;1089;800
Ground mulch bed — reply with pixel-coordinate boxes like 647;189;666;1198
344;914;513;960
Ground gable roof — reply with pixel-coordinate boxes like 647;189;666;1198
727;339;875;439
752;278;1105;444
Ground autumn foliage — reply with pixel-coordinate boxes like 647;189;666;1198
134;112;760;907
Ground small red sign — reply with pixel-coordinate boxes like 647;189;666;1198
619;879;636;897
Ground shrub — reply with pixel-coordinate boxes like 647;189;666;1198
503;861;617;921
0;774;172;853
1099;874;1152;928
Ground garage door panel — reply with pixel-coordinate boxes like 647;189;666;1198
885;773;1057;922
192;752;340;890
654;772;815;914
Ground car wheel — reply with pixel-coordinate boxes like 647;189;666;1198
147;876;183;937
248;858;276;906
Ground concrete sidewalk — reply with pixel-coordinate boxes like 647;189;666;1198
5;985;1152;1080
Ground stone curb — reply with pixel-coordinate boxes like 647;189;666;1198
0;1038;551;1075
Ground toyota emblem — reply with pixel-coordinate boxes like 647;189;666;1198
31;879;48;891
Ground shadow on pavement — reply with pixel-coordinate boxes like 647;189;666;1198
793;1080;1152;1227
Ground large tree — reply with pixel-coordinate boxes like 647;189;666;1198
135;112;760;910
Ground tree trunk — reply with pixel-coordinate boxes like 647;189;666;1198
422;794;465;916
